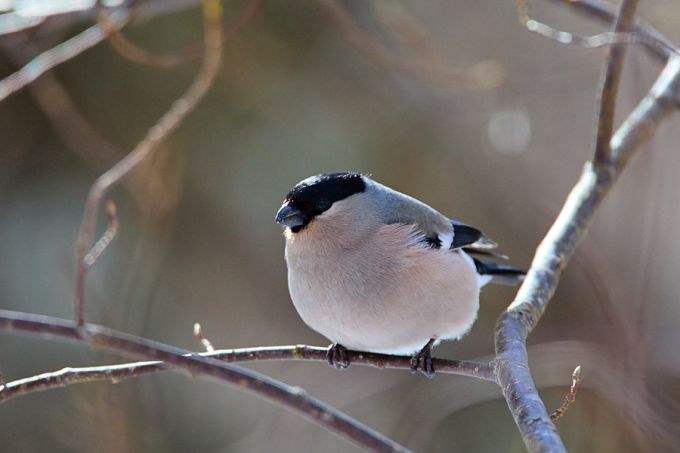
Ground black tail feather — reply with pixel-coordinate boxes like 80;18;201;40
473;258;526;286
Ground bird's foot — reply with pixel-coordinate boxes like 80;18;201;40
410;338;436;379
327;343;350;370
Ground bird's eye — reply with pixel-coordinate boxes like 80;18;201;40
316;199;331;211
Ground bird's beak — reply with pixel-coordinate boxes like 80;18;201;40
275;203;305;229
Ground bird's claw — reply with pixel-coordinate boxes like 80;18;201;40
410;339;436;379
327;343;350;369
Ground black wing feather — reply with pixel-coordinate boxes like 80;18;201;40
473;258;526;286
450;221;497;250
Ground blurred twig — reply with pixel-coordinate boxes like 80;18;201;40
82;201;119;269
550;366;582;422
73;0;223;326
550;0;674;62
316;0;503;90
518;0;677;58
107;0;264;68
0;310;411;453
0;8;130;102
0;0;198;36
496;3;680;451
0;343;495;405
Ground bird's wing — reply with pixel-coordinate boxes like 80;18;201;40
368;180;499;252
369;181;455;246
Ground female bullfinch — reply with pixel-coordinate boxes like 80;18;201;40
276;173;524;377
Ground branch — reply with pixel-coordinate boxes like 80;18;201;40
73;0;224;326
0;8;130;102
0;310;410;453
495;21;680;453
518;0;676;60
0;343;494;404
593;0;639;164
107;0;264;69
551;0;675;63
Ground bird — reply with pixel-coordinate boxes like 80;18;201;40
275;172;524;377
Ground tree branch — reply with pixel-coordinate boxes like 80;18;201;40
107;0;264;69
551;0;675;63
0;342;495;405
0;310;410;453
0;8;130;102
495;25;680;453
73;0;224;326
519;0;676;60
593;0;639;164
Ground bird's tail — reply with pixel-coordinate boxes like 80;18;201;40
472;258;526;286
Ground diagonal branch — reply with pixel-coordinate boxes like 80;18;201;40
495;28;680;453
0;310;410;453
0;8;130;102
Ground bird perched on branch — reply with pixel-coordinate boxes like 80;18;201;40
275;172;524;377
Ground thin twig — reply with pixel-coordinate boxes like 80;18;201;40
0;8;130;102
193;323;215;353
82;201;119;269
517;0;676;58
0;343;495;405
593;0;639;164
73;0;223;326
107;0;264;69
550;366;582;421
108;29;197;68
494;51;680;453
0;310;410;453
551;0;675;62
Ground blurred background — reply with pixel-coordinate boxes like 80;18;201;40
1;0;680;451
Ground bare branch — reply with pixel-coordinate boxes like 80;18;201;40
82;201;119;270
550;0;675;62
593;0;639;165
107;28;196;68
0;0;205;36
517;0;676;58
495;51;680;453
73;0;224;326
0;8;130;103
0;343;494;405
0;310;411;453
107;0;264;69
550;366;582;422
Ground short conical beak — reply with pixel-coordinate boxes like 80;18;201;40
275;203;305;229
